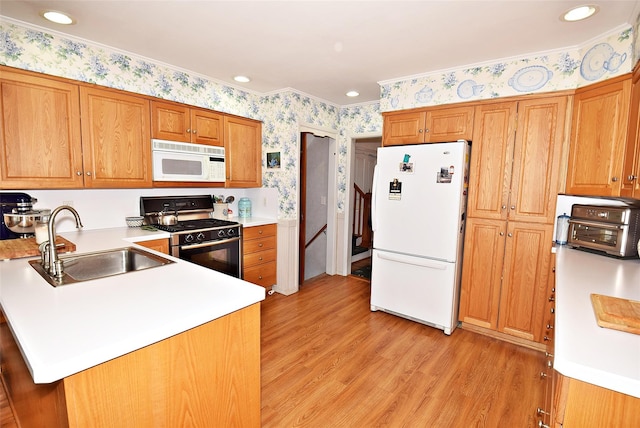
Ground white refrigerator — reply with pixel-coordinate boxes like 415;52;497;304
370;141;470;335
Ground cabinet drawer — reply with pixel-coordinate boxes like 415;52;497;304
244;262;276;287
244;236;276;254
243;248;277;268
243;224;276;240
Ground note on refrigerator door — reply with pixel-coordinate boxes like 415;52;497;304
389;179;402;200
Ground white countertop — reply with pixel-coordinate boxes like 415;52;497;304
235;216;277;227
0;227;265;384
554;247;640;398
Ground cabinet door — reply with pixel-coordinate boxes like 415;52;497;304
80;87;152;188
509;97;567;223
459;217;506;329
137;238;169;255
566;77;631;196
382;111;426;146
224;116;262;188
190;109;223;146
151;101;190;142
621;65;640;198
498;222;552;342
467;102;516;220
0;69;83;188
425;105;474;142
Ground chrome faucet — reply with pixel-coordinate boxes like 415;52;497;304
41;205;83;279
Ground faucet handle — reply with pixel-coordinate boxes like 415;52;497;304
38;241;51;269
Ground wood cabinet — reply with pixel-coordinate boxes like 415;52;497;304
460;95;566;345
565;75;632;196
137;238;169;254
382;105;474;146
621;63;640;198
1;303;261;427
550;373;640;427
151;101;223;146
243;223;277;288
224;115;262;188
0;67;152;189
0;68;83;189
79;86;152;188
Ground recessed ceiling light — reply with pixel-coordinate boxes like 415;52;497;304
234;75;251;83
346;91;359;97
41;10;75;25
561;5;598;22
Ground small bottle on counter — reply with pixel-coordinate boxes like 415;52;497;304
35;220;49;244
556;213;570;245
238;197;252;218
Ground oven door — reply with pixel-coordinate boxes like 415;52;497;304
568;220;626;256
174;237;242;278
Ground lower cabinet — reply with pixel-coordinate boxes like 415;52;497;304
459;218;553;344
243;224;277;287
137;238;169;254
0;303;261;427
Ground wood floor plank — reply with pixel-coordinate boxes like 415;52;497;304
261;274;544;427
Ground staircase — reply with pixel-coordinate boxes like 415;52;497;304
352;183;372;258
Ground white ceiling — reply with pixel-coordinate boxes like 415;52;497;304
1;1;639;105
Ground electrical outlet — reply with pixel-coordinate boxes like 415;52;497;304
63;200;73;207
320;196;327;205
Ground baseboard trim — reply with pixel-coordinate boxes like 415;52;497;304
460;322;546;352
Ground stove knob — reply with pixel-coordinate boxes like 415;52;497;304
196;232;205;241
185;234;195;243
227;228;235;236
218;230;226;238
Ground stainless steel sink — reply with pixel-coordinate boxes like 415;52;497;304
30;247;175;287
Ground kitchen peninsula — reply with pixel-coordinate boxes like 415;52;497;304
0;227;265;427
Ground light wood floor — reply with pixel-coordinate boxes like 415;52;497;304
261;274;545;427
1;273;545;427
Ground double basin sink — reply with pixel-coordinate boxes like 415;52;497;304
30;247;174;287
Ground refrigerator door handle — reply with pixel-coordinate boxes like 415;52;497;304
371;164;378;232
377;251;447;270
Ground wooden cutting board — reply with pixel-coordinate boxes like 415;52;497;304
0;236;76;260
591;294;640;335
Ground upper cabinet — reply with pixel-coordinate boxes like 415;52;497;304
620;63;640;198
151;101;223;146
382;105;474;146
0;69;84;188
224;115;262;188
80;86;152;188
467;96;567;224
565;75;631;197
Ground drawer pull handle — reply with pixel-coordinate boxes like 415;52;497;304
259;230;263;234
259;256;263;261
258;275;263;279
259;243;263;247
537;407;549;416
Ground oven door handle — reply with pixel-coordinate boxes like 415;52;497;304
179;236;241;250
568;219;624;230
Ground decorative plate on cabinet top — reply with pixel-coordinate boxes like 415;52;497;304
580;43;614;81
508;66;553;92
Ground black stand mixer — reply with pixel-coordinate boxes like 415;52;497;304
1;192;50;240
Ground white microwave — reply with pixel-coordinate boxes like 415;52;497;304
152;139;226;182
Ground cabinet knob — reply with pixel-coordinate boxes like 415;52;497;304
546;324;554;329
510;205;515;210
418;129;424;133
258;243;263;247
545;352;554;358
76;171;82;176
507;233;513;237
537;407;550;416
259;230;263;234
550;307;554;314
258;275;263;279
186;128;191;133
192;129;197;134
501;205;507;210
543;336;551;341
259;256;263;261
628;175;637;181
612;176;618;182
538;421;550;428
425;128;430;133
499;232;505;236
548;296;555;302
539;371;547;379
86;171;92;176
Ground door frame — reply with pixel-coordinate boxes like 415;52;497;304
298;125;338;283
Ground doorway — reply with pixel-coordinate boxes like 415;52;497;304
349;137;381;280
299;131;336;284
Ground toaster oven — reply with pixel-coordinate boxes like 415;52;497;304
567;204;640;258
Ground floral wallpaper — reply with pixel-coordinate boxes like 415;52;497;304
379;26;635;112
0;17;637;221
